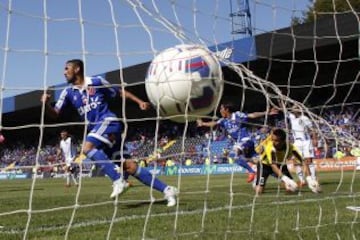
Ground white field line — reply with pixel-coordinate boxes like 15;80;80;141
0;193;358;235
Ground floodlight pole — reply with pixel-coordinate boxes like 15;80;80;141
229;0;253;38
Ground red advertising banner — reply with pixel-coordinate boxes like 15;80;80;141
313;157;358;172
287;157;359;172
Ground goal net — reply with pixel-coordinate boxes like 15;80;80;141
0;0;359;239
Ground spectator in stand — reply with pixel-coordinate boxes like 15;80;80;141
165;158;175;167
185;158;192;166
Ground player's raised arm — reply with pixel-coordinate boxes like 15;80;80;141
40;93;60;119
196;118;217;128
247;107;279;119
119;89;150;110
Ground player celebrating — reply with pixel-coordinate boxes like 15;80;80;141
254;128;320;195
287;106;318;185
41;59;177;207
197;101;277;183
57;129;78;187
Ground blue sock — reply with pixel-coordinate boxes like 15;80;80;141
133;166;167;192
115;163;129;180
122;170;129;181
86;149;121;181
235;157;255;173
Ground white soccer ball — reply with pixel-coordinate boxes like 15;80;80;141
145;44;223;122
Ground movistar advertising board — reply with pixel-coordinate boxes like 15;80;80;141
0;173;30;180
145;164;247;176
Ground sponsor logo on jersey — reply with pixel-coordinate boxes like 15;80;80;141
88;87;96;96
78;96;101;116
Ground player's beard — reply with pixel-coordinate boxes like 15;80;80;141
66;76;76;84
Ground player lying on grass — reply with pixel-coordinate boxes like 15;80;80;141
41;59;178;206
254;128;321;195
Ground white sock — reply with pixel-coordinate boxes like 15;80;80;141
309;164;316;180
66;173;70;185
296;165;304;182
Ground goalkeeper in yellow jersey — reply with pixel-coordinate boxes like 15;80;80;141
254;128;321;195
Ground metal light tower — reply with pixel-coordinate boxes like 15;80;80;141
229;0;252;37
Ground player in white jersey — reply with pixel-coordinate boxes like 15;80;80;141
57;129;78;187
287;107;317;185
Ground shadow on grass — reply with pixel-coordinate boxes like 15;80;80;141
0;187;43;192
122;199;169;208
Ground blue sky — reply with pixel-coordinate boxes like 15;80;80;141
0;0;310;97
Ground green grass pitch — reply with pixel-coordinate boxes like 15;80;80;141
0;171;360;239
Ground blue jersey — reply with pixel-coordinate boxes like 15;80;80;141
55;76;118;131
217;111;250;142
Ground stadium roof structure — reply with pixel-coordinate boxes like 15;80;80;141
2;13;359;129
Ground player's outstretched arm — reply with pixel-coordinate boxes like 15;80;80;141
119;89;150;110
40;93;60;119
272;164;298;192
270;163;283;179
247;107;279;119
196;119;217;128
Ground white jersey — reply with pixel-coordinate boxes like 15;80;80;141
288;113;314;158
60;137;75;166
288;113;313;141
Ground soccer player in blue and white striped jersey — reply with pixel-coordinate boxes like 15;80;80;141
197;101;277;183
41;59;177;206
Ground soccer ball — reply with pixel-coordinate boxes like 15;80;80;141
145;44;223;122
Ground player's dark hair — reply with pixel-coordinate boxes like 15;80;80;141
221;101;237;113
67;59;84;75
272;128;287;141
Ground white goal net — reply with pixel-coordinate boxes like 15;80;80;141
0;0;359;239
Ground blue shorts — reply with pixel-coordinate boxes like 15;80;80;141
86;116;121;145
86;117;130;160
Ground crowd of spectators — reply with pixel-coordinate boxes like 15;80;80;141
0;142;58;174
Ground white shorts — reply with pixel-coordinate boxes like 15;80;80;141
65;158;73;167
294;139;314;159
